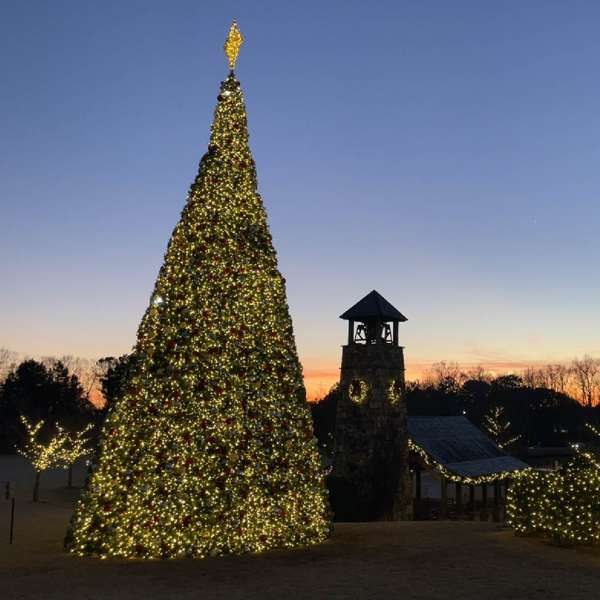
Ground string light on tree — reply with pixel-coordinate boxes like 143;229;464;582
61;423;94;488
507;423;600;545
65;21;330;559
482;405;521;450
17;416;70;502
151;294;164;307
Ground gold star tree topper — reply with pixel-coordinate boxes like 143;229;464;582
224;20;244;71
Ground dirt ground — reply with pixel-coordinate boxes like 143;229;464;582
2;455;600;600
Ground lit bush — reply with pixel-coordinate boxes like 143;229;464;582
507;450;600;545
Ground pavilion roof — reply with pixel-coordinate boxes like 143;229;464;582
408;416;529;482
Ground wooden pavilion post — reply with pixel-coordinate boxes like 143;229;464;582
455;482;463;517
440;476;448;519
480;483;488;521
492;481;501;522
468;485;475;520
415;464;422;500
412;465;422;520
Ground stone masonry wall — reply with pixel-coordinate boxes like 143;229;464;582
331;343;411;521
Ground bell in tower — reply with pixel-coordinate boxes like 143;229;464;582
330;290;412;521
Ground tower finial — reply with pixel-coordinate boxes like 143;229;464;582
224;20;244;71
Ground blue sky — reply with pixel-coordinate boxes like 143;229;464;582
1;1;599;394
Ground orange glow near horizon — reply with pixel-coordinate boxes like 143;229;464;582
88;388;105;409
89;362;539;406
17;351;585;406
302;359;573;401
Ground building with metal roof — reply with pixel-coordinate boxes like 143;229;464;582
408;416;529;482
407;416;530;520
408;417;529;481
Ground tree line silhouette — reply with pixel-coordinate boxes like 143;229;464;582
1;352;599;458
312;362;600;456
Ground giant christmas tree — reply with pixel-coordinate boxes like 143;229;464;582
66;23;330;559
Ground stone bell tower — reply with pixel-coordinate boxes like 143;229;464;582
330;290;411;521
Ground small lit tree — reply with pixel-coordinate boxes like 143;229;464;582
60;423;94;488
483;405;521;449
17;416;69;501
508;423;600;545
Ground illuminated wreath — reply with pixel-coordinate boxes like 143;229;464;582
348;379;369;404
388;379;403;404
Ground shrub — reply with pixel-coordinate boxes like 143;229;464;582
507;450;600;545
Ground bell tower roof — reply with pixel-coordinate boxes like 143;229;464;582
339;290;407;322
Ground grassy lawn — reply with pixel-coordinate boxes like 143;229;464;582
2;455;600;599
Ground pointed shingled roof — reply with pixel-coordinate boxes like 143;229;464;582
339;290;407;322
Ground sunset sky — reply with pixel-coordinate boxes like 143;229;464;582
1;2;599;399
